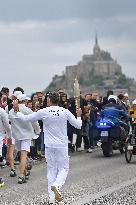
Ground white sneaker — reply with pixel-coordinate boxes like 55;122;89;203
76;147;83;152
87;148;93;153
0;178;5;188
58;201;64;205
48;198;56;205
51;185;62;202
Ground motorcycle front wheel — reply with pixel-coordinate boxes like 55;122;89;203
101;141;113;157
125;144;132;163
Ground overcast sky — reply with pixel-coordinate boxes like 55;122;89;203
0;0;135;95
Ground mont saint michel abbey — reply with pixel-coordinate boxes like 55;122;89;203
46;36;136;97
65;35;121;90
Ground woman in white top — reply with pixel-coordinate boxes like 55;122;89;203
9;94;40;184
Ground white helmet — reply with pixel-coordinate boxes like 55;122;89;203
108;95;117;103
17;94;27;102
124;93;129;97
132;99;136;105
13;91;22;97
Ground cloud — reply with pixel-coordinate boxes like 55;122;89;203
0;20;83;94
0;0;136;22
0;14;135;94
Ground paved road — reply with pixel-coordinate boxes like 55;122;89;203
1;148;136;205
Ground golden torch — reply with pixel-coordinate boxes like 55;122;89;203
74;77;80;109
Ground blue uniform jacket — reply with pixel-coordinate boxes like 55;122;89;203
100;103;131;125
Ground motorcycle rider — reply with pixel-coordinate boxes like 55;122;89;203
102;90;114;106
100;95;131;138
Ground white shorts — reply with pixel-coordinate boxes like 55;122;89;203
15;139;31;152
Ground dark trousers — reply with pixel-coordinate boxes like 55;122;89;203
83;135;90;149
2;145;7;159
67;125;75;143
76;130;90;149
35;135;42;152
89;126;95;147
76;129;82;148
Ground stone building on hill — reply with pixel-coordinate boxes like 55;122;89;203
65;35;122;90
45;36;136;98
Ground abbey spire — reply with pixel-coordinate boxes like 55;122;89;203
93;34;101;57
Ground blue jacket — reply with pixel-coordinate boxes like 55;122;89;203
100;103;131;125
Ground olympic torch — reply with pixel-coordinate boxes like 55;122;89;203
74;77;80;109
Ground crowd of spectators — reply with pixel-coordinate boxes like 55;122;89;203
0;86;131;167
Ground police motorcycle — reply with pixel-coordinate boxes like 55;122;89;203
125;113;136;163
95;115;129;157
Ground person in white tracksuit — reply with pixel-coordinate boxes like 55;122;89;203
0;107;11;187
13;92;82;204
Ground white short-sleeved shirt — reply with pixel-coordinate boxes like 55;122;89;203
9;104;40;141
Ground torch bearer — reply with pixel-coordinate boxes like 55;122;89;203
74;77;80;109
